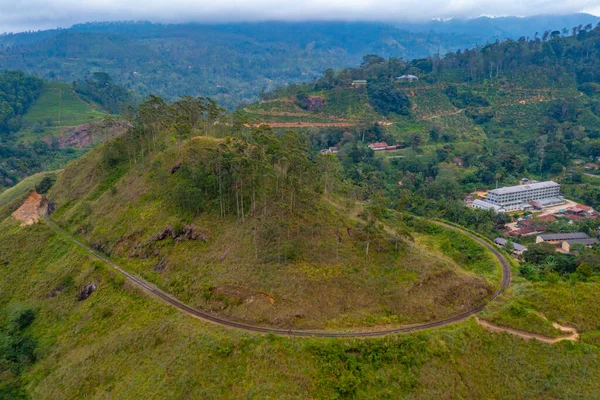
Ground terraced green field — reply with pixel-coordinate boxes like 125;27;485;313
19;82;105;140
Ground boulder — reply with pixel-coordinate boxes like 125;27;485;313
77;282;98;301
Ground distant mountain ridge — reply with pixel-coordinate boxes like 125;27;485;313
0;15;597;109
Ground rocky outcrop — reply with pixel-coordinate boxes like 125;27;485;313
152;225;208;243
170;162;182;174
12;191;48;226
77;282;98;301
58;120;132;149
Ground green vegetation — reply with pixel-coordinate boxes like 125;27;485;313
38;95;501;330
73;72;133;113
2;220;600;398
5;18;600;110
0;171;57;208
20;82;105;138
4;18;600;399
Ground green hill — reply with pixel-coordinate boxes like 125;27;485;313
2;94;600;398
19;82;105;140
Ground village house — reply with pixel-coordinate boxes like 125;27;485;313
494;237;528;255
535;232;589;245
351;80;367;88
320;146;339;154
561;238;599;253
396;74;419;82
367;142;398;151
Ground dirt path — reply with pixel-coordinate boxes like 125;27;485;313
422;109;465;120
245;122;358;128
476;318;579;344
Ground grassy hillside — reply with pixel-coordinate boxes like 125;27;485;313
0;171;57;208
2;213;600;398
19;82;105;141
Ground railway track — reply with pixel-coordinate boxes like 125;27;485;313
44;216;511;338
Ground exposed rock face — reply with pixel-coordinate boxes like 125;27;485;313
58;120;132;149
304;96;325;111
170;162;182;174
12;191;48;226
77;282;98;301
152;225;208;243
154;259;167;273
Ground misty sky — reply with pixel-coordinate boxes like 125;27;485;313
1;0;599;33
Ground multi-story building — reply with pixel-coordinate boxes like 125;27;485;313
484;181;563;211
472;181;564;212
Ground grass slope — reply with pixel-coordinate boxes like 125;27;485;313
1;219;600;398
19;82;105;141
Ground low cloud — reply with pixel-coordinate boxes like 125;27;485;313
1;0;598;33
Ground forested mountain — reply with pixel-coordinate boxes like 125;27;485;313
0;15;597;109
399;14;600;42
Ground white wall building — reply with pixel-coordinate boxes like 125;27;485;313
485;181;563;211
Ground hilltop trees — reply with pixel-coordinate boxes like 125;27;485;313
0;71;44;134
74;72;132;113
367;78;410;116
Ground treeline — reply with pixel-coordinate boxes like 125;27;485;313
0;70;44;133
294;23;600;89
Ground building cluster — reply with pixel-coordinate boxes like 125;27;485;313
470;179;600;257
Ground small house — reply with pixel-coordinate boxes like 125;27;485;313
396;75;419;82
352;80;367;88
368;142;389;151
494;237;528;255
561;238;599;253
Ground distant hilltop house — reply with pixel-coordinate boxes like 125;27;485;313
470;181;564;212
351;80;367;88
319;146;339;154
396;75;419;82
368;142;398;151
453;157;463;166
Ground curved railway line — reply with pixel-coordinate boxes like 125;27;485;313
44;216;511;338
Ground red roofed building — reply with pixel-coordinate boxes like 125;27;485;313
537;214;557;223
368;142;389;151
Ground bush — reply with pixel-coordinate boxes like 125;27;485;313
35;175;56;194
